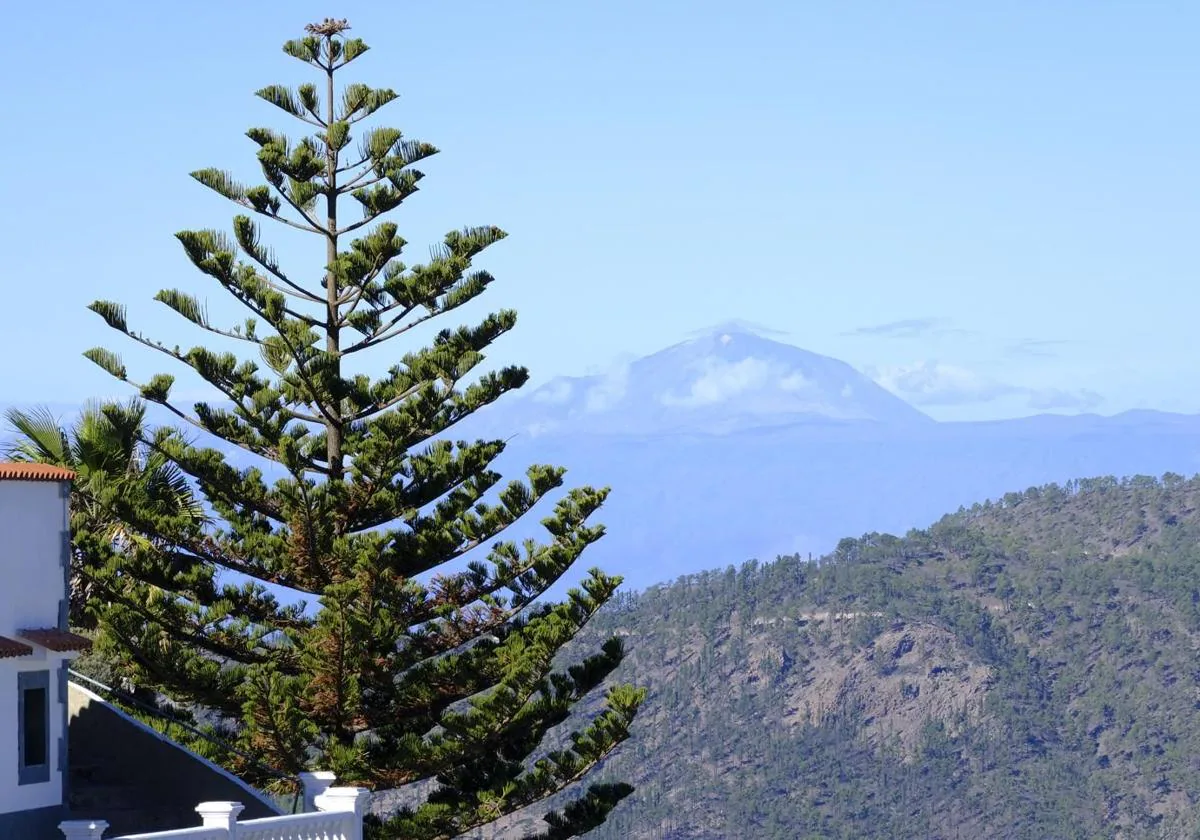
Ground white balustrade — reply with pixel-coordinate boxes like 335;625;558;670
114;829;226;840
58;822;110;840
298;771;337;813
236;811;355;840
60;780;370;840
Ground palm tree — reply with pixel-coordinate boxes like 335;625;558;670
3;399;207;628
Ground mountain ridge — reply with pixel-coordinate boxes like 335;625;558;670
480;472;1200;839
6;327;1200;592
3;322;1190;439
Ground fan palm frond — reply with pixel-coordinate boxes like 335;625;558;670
3;406;74;466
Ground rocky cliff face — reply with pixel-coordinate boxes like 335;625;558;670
785;621;993;758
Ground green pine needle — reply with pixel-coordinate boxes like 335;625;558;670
82;347;127;380
87;300;130;333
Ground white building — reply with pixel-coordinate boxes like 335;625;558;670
0;463;92;838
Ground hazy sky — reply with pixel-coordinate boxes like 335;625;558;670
4;1;1198;422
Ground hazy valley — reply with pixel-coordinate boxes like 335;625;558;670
468;324;1200;592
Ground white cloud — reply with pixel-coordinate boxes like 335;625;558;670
683;320;790;340
869;361;1008;406
532;380;573;404
844;317;972;340
869;359;1104;411
780;371;811;392
661;358;772;406
524;421;558;437
660;356;813;407
583;365;630;413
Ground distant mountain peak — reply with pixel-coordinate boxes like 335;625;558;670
681;319;793;341
472;324;932;438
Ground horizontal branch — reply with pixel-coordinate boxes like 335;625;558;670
342;307;433;354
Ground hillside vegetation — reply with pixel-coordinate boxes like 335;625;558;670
491;473;1200;839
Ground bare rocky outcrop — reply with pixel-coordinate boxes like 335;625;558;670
785;622;993;758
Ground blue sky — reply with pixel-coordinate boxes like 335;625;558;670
3;1;1198;422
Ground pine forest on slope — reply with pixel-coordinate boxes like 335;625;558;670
475;473;1200;839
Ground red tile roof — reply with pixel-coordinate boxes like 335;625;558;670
0;462;76;482
19;628;93;653
0;636;34;659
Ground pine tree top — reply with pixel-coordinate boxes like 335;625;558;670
76;19;646;838
305;18;351;37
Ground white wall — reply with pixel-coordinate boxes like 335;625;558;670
0;480;67;635
0;658;66;814
0;479;70;815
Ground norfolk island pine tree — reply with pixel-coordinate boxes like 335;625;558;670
80;18;645;840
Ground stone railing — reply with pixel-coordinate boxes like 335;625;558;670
59;772;369;840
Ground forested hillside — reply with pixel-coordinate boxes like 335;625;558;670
490;473;1200;839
